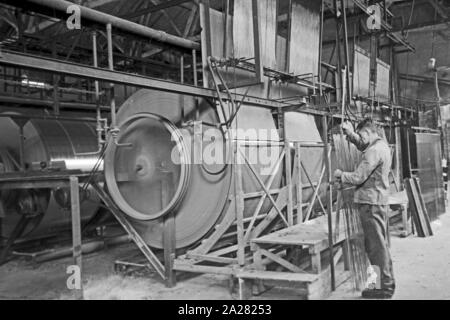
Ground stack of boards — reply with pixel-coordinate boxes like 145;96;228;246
404;178;433;237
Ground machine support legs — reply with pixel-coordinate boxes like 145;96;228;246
70;176;83;300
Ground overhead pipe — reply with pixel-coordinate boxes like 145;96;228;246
13;0;200;51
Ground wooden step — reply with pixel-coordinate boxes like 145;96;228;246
251;215;346;250
236;269;319;283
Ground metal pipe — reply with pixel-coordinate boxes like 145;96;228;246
322;116;335;291
14;0;200;50
72;31;105;157
0;50;322;112
0;113;98;123
180;55;184;84
318;0;324;103
192;49;198;86
0;95;109;111
333;0;343;102
106;23;117;133
92;31;102;149
340;0;351;101
34;235;131;263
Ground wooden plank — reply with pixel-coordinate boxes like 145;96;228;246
294;143;303;223
235;142;246;266
251;0;264;82
409;178;429;236
404;179;425;237
173;262;236;275
199;0;212;88
285;138;294;226
91;183;166;279
288;0;321;76
253;230;326;246
185;253;237;264
252;215;347;247
162;176;176;287
413;178;433;236
70;176;83;300
250;187;288;238
188;199;236;255
236;269;318;283
353;46;371;97
258;248;305;273
207;7;233;58
240;149;289;227
303;164;326;221
243;150;285;242
233;0;277;69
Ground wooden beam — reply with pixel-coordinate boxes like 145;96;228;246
427;0;448;19
149;0;183;36
183;4;198;38
121;0;193;19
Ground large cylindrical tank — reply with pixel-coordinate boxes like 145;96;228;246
0;116;101;240
105;89;330;249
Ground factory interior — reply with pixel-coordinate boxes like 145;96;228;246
1;0;450;301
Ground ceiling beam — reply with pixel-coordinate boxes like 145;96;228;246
427;0;449;19
121;0;193;20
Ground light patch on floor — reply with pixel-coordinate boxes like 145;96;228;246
1;211;450;300
76;275;154;300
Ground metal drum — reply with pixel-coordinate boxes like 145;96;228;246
104;89;328;249
0;116;101;240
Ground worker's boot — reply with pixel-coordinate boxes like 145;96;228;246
361;288;394;299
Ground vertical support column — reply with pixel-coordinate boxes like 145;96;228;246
322;116;335;291
285;138;293;226
52;42;60;115
285;0;292;73
310;247;322;274
406;126;412;178
333;0;343;103
192;49;200;120
251;0;263;83
295;142;303;224
199;0;212;88
281;110;293;226
106;23;116;130
70;176;83;300
223;0;230;58
394;110;402;189
162;173;176;288
92;31;103;149
192;49;198;87
318;0;324;103
235;141;245;266
339;0;351;101
180;55;185;84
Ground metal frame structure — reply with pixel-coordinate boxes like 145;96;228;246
0;171;92;299
0;0;436;300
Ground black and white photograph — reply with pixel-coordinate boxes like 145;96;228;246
0;0;449;303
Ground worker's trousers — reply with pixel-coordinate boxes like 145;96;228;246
356;203;395;291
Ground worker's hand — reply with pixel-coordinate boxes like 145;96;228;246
341;121;354;135
334;169;343;182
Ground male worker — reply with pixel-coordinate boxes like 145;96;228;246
334;118;395;299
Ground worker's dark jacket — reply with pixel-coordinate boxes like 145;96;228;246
341;133;391;205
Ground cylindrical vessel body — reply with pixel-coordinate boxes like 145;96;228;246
0;116;101;240
105;89;330;249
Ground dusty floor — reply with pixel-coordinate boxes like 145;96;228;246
1;212;450;300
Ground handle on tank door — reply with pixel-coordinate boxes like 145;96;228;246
104;112;191;221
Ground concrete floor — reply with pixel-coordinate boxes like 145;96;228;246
1;211;450;300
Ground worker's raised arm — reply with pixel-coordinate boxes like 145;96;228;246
341;146;380;186
342;121;366;151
